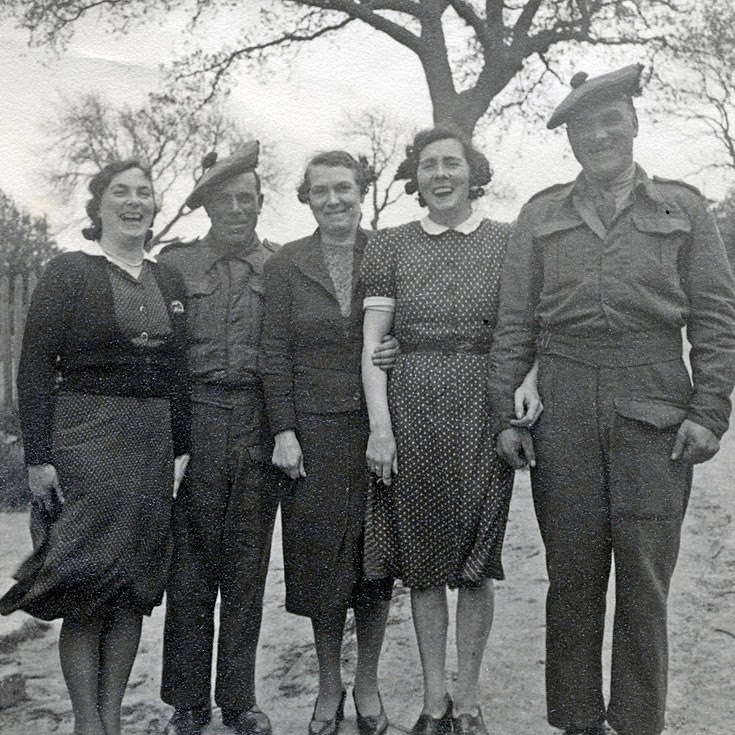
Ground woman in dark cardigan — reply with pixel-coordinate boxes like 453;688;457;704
260;151;395;735
0;161;191;735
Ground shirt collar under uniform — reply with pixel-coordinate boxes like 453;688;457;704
420;209;484;235
200;230;269;275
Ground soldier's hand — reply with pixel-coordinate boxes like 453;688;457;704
671;419;720;464
371;334;400;372
496;427;536;469
273;430;307;479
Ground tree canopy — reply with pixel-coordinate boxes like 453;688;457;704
0;190;59;278
3;1;686;135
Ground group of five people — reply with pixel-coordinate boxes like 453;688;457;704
2;64;734;735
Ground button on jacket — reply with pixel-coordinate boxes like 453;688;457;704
488;166;735;438
158;232;277;387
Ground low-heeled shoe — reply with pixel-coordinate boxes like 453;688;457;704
163;705;212;735
453;708;489;735
354;690;389;735
410;695;453;735
222;704;272;735
308;690;347;735
564;725;609;735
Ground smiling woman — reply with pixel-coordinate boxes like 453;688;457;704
0;161;191;735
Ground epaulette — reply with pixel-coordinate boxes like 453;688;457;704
262;238;281;253
155;238;202;258
526;180;575;204
652;176;703;197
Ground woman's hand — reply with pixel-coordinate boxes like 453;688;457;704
27;463;64;516
273;430;306;480
511;360;543;427
371;334;400;372
366;428;398;485
173;454;191;498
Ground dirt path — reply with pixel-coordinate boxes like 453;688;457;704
1;431;733;735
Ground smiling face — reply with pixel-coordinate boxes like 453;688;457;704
416;137;472;225
204;171;263;248
306;164;363;239
98;167;155;243
567;99;638;183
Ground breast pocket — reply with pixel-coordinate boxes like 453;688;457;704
185;277;220;335
631;212;690;284
532;218;589;291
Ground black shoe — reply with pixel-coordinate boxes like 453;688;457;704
308;690;347;735
453;708;488;735
353;690;389;735
564;725;608;735
222;705;272;735
410;696;453;735
163;705;212;735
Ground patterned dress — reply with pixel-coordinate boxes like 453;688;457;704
361;217;515;590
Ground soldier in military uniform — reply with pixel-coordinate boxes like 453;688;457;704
158;143;280;735
488;65;735;735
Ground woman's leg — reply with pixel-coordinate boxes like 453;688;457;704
353;597;390;717
59;617;106;735
454;579;495;715
411;587;449;716
312;607;348;721
97;608;143;735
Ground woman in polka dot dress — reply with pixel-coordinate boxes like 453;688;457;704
361;127;541;735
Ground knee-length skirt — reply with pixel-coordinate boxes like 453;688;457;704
0;393;174;621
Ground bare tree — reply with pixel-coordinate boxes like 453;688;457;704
648;0;735;180
341;107;411;229
4;1;684;136
45;91;280;245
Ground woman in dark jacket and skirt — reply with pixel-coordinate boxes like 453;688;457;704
260;151;396;735
0;161;191;735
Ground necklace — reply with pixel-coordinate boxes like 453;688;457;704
101;247;144;268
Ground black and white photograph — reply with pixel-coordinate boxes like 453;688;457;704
1;3;734;735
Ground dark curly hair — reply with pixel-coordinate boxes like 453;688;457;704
81;160;156;243
297;150;374;204
395;125;492;206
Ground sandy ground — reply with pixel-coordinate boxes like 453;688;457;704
1;431;734;735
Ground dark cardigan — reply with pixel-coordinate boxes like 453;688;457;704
18;251;191;464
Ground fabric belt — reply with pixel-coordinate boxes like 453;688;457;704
191;381;262;407
402;338;491;356
538;330;683;368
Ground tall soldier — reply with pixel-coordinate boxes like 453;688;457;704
158;143;279;735
488;65;735;735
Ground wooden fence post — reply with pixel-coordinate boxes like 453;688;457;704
0;275;11;409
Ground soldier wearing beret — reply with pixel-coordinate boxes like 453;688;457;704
488;65;735;735
158;142;280;735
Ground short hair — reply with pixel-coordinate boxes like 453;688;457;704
297;150;372;204
396;125;492;205
81;160;156;242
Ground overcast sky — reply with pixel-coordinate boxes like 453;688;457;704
0;7;729;248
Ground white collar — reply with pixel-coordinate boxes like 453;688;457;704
77;240;157;263
420;209;483;235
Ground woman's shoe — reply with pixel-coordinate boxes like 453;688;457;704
409;695;453;735
453;708;489;735
308;690;347;735
353;690;389;735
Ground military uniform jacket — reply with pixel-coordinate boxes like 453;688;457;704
158;232;278;388
488;166;735;438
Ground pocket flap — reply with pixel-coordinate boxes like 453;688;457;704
186;277;218;297
632;213;691;236
533;218;583;239
614;398;688;429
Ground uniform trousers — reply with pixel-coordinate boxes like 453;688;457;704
161;388;280;712
531;341;693;735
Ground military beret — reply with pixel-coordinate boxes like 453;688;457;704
185;140;260;210
547;63;644;130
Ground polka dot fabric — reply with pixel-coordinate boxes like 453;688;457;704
361;219;515;589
